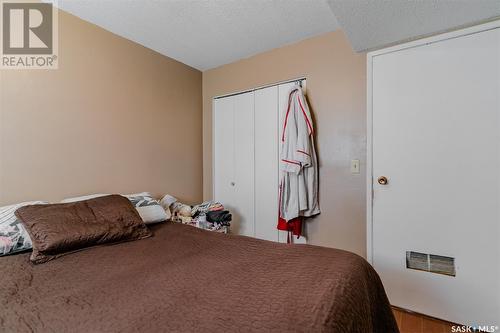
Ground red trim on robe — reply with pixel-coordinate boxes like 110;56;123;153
281;159;301;166
277;181;302;243
277;217;302;243
297;95;313;135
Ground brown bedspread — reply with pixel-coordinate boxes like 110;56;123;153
0;223;398;333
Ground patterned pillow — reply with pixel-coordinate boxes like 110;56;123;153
0;201;47;256
61;192;170;224
125;192;170;224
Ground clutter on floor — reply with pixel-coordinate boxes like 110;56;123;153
161;195;231;233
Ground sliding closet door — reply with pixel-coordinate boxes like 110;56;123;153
214;92;255;237
277;81;307;244
213;97;236;223
214;80;307;242
233;92;255;237
371;28;500;325
254;86;279;241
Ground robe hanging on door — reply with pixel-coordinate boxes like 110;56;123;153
278;85;320;239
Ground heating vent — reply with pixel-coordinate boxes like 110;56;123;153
406;251;455;276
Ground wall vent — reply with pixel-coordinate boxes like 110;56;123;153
406;251;455;276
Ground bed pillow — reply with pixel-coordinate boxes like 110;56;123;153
16;195;151;264
62;193;170;224
0;201;47;256
125;192;170;224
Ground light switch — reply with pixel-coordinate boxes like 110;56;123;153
351;159;360;174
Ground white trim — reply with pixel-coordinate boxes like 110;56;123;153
366;53;373;264
211;98;216;200
213;77;306;100
253;91;256;237
366;19;500;265
368;19;500;58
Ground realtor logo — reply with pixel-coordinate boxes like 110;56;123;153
1;0;58;69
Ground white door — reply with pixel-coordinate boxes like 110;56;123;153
214;91;255;237
371;28;500;325
277;81;307;244
213;96;236;226
214;79;307;242
254;86;279;241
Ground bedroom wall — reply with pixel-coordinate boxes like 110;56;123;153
203;31;367;257
0;10;203;205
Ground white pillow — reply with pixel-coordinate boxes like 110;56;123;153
124;192;170;224
0;201;47;256
61;192;170;224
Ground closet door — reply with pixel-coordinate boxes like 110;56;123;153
233;92;255;237
214;80;306;242
213;96;236;223
213;92;255;237
277;81;307;244
254;86;279;241
371;27;500;325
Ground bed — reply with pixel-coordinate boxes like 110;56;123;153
0;222;398;332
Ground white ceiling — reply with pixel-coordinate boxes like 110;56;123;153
327;0;500;52
55;0;339;71
54;0;500;70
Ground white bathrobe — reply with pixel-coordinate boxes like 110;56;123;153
279;85;320;221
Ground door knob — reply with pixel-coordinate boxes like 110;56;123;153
377;176;388;185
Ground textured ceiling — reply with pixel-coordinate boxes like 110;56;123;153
327;0;500;52
54;0;339;71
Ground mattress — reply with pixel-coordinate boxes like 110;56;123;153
0;222;398;332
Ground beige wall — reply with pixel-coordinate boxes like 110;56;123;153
203;31;367;257
0;10;203;205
